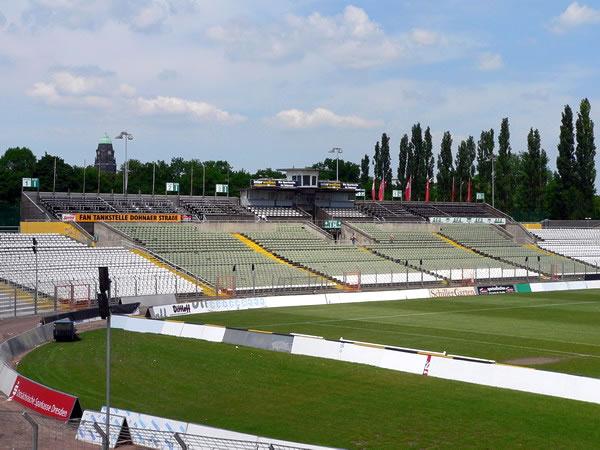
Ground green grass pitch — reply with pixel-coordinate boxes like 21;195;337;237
18;328;600;449
180;289;600;377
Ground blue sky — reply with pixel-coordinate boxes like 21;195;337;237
0;0;598;175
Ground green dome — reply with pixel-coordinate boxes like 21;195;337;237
99;133;112;145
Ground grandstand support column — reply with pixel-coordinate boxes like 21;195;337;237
405;266;408;288
105;313;111;450
13;287;17;318
420;263;424;287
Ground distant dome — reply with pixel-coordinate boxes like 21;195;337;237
99;133;112;145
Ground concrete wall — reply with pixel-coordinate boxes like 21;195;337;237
19;192;51;222
93;222;131;247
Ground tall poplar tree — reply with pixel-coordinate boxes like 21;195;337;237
517;128;548;215
410;123;424;199
360;154;370;186
436;131;454;201
553;105;576;218
380;133;392;192
424;127;434;180
575;98;596;218
373;141;381;180
496;118;512;212
398;134;409;188
476;128;495;200
455;136;476;201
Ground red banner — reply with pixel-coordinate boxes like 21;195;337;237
10;375;79;421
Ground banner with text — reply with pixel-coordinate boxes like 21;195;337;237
63;213;183;222
10;375;81;421
429;217;506;225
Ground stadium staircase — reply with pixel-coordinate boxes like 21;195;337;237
0;281;57;319
129;247;216;296
433;232;479;255
234;233;346;290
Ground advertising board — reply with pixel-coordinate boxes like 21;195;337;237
64;213;182;222
429;216;506;225
429;287;476;298
477;285;515;295
9;375;80;421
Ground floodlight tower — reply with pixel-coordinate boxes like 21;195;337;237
329;147;343;181
114;131;134;194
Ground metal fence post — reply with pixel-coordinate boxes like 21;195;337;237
14;286;17;318
174;432;188;450
93;422;108;450
22;412;38;450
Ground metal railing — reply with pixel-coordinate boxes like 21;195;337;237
0;410;315;450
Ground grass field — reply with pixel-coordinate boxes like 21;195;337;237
179;289;600;377
18;328;600;449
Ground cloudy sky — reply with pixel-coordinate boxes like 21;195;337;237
0;0;598;174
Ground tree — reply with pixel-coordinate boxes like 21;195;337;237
575;98;596;218
424;127;434;181
312;158;360;183
379;133;392;193
373;141;381;180
0;147;37;203
410;123;424;199
516;129;548;217
495;118;513;212
455;137;476;201
553;105;577;219
397;134;409;188
436;131;454;201
360;154;370;186
476;128;494;200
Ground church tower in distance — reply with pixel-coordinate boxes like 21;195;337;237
94;133;117;173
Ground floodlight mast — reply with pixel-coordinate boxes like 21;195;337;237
114;132;133;194
329;147;343;181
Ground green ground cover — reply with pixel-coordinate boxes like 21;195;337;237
179;290;600;377
18;328;600;449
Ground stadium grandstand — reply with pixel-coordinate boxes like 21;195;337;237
8;166;598;318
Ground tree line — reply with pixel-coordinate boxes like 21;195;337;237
0;99;595;221
364;98;596;220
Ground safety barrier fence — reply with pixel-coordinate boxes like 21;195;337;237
111;311;600;406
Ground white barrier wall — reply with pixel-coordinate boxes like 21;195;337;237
112;316;600;406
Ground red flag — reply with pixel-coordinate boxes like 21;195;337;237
425;178;430;202
371;178;376;201
378;178;385;201
466;179;472;203
451;176;455;202
404;177;412;201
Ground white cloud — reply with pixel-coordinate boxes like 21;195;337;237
27;81;111;108
409;28;440;46
206;6;460;69
134;96;245;123
477;52;503;71
551;2;600;33
130;0;171;32
118;83;136;97
273;107;381;129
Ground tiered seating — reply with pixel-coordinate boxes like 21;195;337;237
0;233;198;300
352;223;526;280
105;198;182;214
39;194;116;217
244;224;438;285
113;223;312;290
321;207;370;219
440;225;589;275
434;203;506;218
248;206;309;220
356;202;423;222
532;228;600;267
180;197;254;221
403;203;449;218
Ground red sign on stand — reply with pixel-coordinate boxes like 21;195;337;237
9;375;80;421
